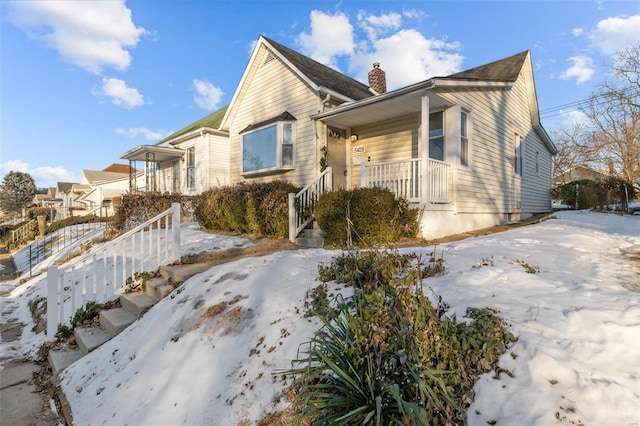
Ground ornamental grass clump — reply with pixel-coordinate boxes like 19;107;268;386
286;251;516;425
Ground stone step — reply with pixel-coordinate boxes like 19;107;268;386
303;228;323;238
145;277;174;300
159;263;211;283
120;293;156;318
75;326;111;355
48;349;83;374
100;308;136;337
295;236;325;248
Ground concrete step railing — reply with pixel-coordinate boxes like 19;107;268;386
288;167;332;242
47;203;181;337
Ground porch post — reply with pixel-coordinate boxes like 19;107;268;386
47;265;59;337
420;95;430;203
171;203;181;262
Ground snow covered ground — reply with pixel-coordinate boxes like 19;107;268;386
1;211;639;425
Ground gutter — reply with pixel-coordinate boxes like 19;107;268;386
313;79;436;120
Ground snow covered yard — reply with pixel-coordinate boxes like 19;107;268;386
1;211;639;425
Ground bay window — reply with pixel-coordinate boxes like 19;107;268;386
241;114;296;175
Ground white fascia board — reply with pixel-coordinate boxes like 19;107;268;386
431;78;514;89
316;86;354;103
534;123;558;155
168;127;229;145
313;79;435;120
219;36;270;131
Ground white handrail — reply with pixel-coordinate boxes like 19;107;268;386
46;203;181;337
288;167;332;242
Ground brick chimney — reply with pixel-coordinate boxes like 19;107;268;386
368;62;386;94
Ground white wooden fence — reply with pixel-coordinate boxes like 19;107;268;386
46;203;181;337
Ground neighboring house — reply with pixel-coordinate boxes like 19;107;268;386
120;35;557;241
74;168;142;216
119;107;230;195
32;187;57;207
552;165;608;186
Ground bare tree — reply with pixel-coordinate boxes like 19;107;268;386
551;122;600;178
583;43;640;185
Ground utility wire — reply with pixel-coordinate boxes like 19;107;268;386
540;88;639;120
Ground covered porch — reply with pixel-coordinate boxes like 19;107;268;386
119;145;185;193
313;83;458;205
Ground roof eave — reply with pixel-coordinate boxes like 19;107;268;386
431;78;514;88
313;79;436;120
534;123;558;155
167;127;228;145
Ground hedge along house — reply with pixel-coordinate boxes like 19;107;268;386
119;106;230;195
217;36;557;241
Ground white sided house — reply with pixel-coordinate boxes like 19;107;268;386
217;36;557;241
118;35;556;242
120;107;230;195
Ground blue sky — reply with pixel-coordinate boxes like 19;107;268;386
1;0;639;188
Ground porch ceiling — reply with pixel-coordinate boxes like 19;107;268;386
315;91;453;128
119;145;185;163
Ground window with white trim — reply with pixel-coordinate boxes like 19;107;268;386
460;110;469;167
242;121;295;174
186;147;195;189
429;111;444;161
514;134;524;176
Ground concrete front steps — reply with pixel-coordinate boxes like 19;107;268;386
48;263;209;374
295;221;324;248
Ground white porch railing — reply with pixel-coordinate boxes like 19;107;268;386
46;203;181;337
288;167;332;242
361;158;451;203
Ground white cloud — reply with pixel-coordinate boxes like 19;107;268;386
0;160;30;174
97;77;144;108
30;166;76;187
572;28;584;37
295;10;463;91
590;14;640;55
561;109;590;128
296;10;355;68
357;11;403;41
402;9;428;20
7;0;147;74
560;56;595;84
351;29;463;90
192;79;224;110
1;161;75;187
115;127;169;140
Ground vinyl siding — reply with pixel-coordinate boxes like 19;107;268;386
229;45;320;187
438;61;552;214
350;114;419;185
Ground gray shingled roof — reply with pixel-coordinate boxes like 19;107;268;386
263;36;374;101
82;170;129;184
156;105;229;145
446;50;529;82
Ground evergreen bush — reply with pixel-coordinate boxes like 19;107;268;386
194;181;300;238
315;187;419;248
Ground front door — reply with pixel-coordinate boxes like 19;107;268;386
327;127;347;189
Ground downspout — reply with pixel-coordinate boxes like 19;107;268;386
320;93;331;112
